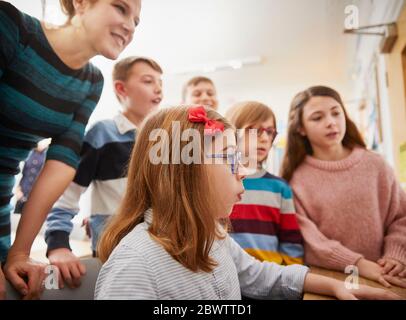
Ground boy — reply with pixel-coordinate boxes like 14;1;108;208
45;57;163;288
225;101;304;266
182;76;219;110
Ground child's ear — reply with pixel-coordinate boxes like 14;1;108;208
114;80;126;100
73;0;89;14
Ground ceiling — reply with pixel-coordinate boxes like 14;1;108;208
5;0;404;124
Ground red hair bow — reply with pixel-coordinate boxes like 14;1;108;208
188;106;224;135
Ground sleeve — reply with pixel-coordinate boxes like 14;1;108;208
45;181;86;253
45;126;102;253
228;235;309;300
382;166;406;264
278;185;304;265
18;150;34;192
94;246;158;300
294;196;363;271
0;2;20;78
46;71;104;169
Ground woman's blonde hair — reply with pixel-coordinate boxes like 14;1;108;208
59;0;97;20
97;106;234;272
280;86;366;182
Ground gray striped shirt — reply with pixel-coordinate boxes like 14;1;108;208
95;209;309;300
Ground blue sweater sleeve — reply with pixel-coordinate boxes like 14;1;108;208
0;2;20;78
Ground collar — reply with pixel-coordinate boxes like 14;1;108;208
246;168;267;179
113;113;137;135
144;208;153;225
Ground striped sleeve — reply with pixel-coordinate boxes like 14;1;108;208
0;2;20;78
228;235;309;300
45;181;86;252
45;122;103;251
46;70;104;169
72;122;103;187
278;184;304;265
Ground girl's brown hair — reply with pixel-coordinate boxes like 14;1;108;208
97;106;234;272
280;86;366;182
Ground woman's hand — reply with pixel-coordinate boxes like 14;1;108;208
3;252;47;300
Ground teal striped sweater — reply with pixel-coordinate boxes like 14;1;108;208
0;1;103;261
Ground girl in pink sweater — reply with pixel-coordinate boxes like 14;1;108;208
281;86;406;289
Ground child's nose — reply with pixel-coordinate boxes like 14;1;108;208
325;115;336;127
201;92;211;100
259;130;269;141
154;84;162;93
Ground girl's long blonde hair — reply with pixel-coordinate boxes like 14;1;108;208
97;106;233;272
280;86;366;182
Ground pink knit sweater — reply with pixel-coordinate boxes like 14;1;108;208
290;147;406;271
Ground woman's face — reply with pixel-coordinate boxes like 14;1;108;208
206;130;247;219
80;0;141;59
299;96;346;151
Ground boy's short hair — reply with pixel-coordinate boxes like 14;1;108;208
113;56;163;101
225;101;276;130
181;76;216;102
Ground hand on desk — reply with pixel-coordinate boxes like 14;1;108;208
335;284;401;300
304;272;402;300
378;258;406;278
3;252;47;300
48;248;86;289
356;258;406;288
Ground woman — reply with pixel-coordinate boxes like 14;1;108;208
0;0;141;299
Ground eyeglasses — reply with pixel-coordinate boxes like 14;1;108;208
247;126;278;141
206;151;242;175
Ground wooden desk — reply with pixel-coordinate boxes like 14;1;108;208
303;266;406;300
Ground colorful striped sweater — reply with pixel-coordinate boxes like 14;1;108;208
229;169;304;265
0;2;103;261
